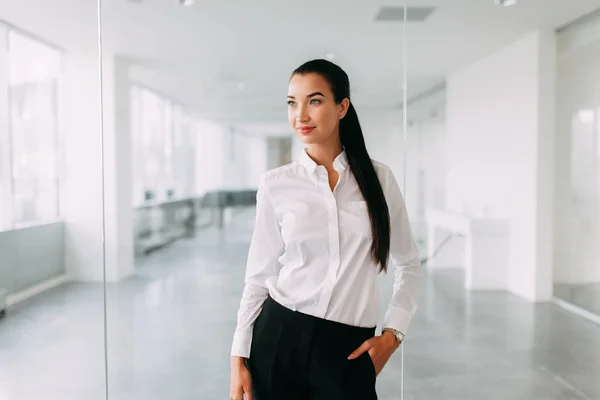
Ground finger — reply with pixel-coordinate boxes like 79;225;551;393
348;340;372;360
367;348;376;359
244;384;253;400
230;389;244;400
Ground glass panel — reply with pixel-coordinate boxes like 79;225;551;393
554;13;600;318
0;23;11;231
411;2;600;399
0;2;107;400
98;0;408;398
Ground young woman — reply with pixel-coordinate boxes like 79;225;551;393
229;59;421;400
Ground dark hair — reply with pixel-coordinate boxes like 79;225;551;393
292;59;391;273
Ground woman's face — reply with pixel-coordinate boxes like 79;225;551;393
287;72;348;147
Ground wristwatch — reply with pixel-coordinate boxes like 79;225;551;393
382;327;404;343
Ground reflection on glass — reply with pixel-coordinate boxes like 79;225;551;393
554;107;600;316
553;10;600;321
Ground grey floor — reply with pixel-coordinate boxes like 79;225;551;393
0;208;599;400
555;282;600;317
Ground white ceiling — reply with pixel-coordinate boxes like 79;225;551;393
1;0;600;124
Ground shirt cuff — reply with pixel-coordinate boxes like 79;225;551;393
382;305;414;337
230;329;253;358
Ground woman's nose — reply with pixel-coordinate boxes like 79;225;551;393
296;110;309;123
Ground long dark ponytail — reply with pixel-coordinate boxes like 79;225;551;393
292;59;391;273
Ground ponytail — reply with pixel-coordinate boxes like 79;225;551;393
292;59;391;273
340;102;391;273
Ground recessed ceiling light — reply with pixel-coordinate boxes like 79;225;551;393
494;0;517;6
325;53;336;60
177;0;196;6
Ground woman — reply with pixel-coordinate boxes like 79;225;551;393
229;59;421;400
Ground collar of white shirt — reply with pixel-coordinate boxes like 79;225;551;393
298;148;349;174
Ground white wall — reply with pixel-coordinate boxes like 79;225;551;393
226;130;268;189
348;101;449;255
195;121;267;193
244;134;267;189
360;109;406;185
445;30;556;302
404;119;446;219
195;120;226;194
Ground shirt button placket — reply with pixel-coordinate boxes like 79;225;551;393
317;175;340;318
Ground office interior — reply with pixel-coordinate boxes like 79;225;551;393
0;0;599;399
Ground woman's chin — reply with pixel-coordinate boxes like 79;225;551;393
297;133;320;145
295;135;313;144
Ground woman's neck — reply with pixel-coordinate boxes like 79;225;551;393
306;142;343;171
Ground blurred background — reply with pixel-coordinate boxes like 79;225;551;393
0;0;599;399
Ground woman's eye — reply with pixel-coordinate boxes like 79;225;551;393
310;99;321;104
287;101;296;106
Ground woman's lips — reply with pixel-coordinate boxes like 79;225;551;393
299;126;315;134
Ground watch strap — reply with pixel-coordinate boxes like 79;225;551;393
382;327;404;343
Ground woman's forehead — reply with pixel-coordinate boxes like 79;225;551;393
288;73;331;95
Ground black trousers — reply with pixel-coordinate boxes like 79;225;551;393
246;296;377;400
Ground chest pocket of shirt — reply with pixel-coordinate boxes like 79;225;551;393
346;200;372;238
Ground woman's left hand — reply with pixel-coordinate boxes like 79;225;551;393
347;331;401;376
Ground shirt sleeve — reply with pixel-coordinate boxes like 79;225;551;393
231;173;284;358
381;167;422;338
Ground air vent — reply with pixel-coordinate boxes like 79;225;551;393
374;6;436;22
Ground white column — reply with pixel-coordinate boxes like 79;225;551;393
63;53;133;282
62;51;105;282
100;55;134;282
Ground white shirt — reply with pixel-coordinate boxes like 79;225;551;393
231;149;421;358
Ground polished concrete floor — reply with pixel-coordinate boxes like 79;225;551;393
0;209;599;400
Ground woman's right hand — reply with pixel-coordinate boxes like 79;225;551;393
230;357;253;400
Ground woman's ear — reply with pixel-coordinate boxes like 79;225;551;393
339;98;350;119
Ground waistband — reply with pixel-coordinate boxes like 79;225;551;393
263;295;375;336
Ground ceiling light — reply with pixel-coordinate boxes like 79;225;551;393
177;0;196;6
325;53;336;60
494;0;517;6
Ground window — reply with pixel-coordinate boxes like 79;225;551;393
0;26;62;229
131;84;197;206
